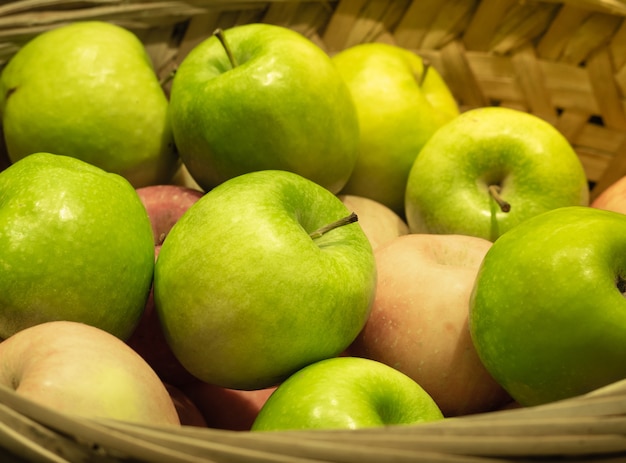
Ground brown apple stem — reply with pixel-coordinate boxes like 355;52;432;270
418;61;431;86
213;28;238;69
309;212;358;239
488;185;511;213
618;275;626;297
159;68;177;87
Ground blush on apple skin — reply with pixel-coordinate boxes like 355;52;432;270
126;184;204;387
180;380;277;431
591;176;626;215
136;184;204;245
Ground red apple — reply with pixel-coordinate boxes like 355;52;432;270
338;194;409;250
180;380;277;431
0;321;180;425
136;184;204;245
126;184;204;386
346;233;512;417
165;383;208;427
591;176;626;214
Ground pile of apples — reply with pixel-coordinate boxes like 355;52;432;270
0;18;624;433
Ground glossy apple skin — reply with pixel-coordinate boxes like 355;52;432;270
0;153;154;340
135;184;204;245
334;42;459;215
347;234;511;417
470;206;626;406
180;381;276;431
168;23;359;194
0;21;179;188
251;356;443;431
591;175;626;214
126;185;204;386
154;170;377;390
338;194;409;250
405;107;590;241
0;321;180;426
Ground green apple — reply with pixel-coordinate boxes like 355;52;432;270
154;170;376;390
0;152;154;340
251;356;444;431
469;206;626;406
168;23;359;194
0;21;178;187
333;42;459;215
0;321;180;426
404;107;590;241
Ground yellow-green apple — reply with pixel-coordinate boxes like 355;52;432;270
168;23;359;194
126;185;204;386
154;170;376;390
405;107;590;241
338;194;409;250
164;383;208;427
0;21;179;187
0;153;154;340
251;356;443;431
346;234;511;417
470;206;626;406
180;381;277;431
333;42;459;215
591;175;626;214
0;321;180;426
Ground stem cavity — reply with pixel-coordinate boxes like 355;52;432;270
488;185;511;213
214;28;238;69
309;212;358;240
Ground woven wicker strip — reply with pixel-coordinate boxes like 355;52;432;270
0;1;625;462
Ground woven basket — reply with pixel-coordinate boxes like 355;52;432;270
1;1;626;462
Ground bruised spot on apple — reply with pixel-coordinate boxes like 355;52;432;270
347;233;512;417
0;321;180;426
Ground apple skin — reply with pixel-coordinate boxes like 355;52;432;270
333;42;459;215
404;107;590;241
469;206;626;406
0;153;154;340
180;381;276;431
168;23;359;194
126;185;204;386
154;170;377;390
591;175;626;214
135;184;204;245
338;194;409;250
251;356;444;431
0;21;179;188
0;321;180;426
346;234;511;417
164;383;208;427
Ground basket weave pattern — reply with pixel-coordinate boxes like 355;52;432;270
0;1;626;462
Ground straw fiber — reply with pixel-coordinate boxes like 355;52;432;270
0;1;625;462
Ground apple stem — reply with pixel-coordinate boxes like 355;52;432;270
159;69;177;87
214;28;238;69
488;185;511;213
418;61;431;86
309;212;359;239
617;276;626;296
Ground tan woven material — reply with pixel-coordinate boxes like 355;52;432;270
0;1;626;461
3;0;626;197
